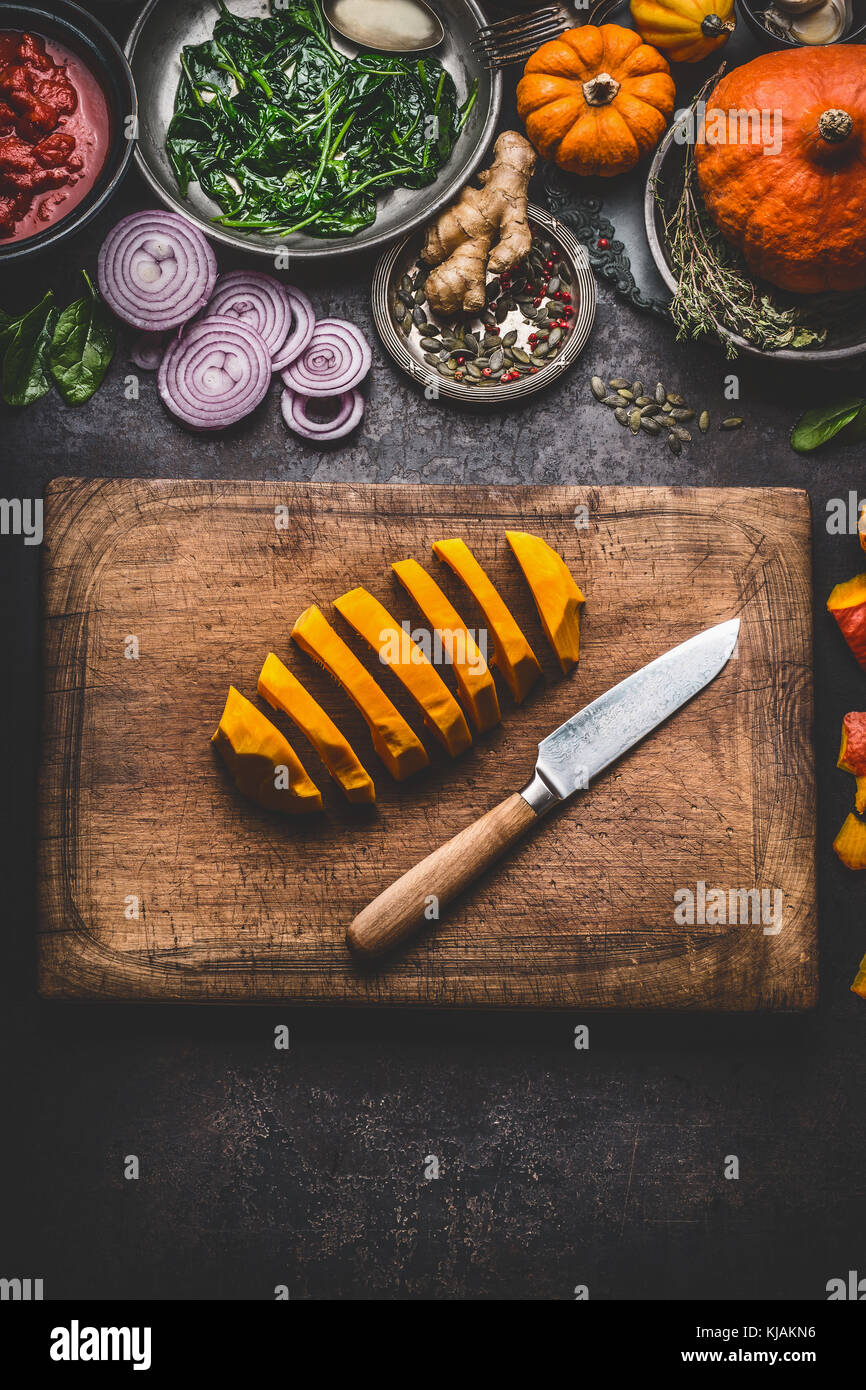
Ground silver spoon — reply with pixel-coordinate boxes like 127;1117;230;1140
323;0;445;53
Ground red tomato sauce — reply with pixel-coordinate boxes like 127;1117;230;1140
0;30;110;242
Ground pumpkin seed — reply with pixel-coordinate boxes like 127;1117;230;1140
489;348;504;371
548;326;562;347
614;407;630;426
632;380;644;397
547;276;561;295
591;376;607;399
670;424;692;443
609;377;630;390
400;275;412;293
445;357;459;371
423;352;440;368
668;433;682;456
533;342;550;359
655;382;666;405
414;289;426;305
503;348;515;364
640;403;659;418
670;408;695;421
437;363;452;377
618;388;635;401
640;416;661;435
502;330;518;347
662;402;673;413
666;392;686;406
466;361;483;378
464;332;480;352
601;393;623;407
721;417;743;430
530;352;549;367
535;329;549;342
420;337;440;352
483;333;500;350
412;307;426;326
513;347;530;364
402;312;413;333
699;410;710;434
629;408;641;434
485;279;500;302
635;395;653;407
495;301;509;324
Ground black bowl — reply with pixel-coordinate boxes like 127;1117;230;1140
737;0;866;49
0;0;137;262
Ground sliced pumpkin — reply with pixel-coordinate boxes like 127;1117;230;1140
837;711;866;814
505;530;585;674
291;604;428;782
827;574;866;670
392;558;501;734
211;686;322;814
258;652;375;805
833;812;866;870
852;950;866;1000
334;586;472;758
432;538;542;704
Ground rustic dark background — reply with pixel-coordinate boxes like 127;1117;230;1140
1;3;865;1301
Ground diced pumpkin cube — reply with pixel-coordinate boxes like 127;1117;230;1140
392;558;501;734
211;686;322;813
827;574;866;669
837;711;866;813
505;530;585;674
833;812;866;870
432;538;541;704
291;604;428;782
258;653;375;805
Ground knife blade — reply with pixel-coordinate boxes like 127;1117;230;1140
347;618;740;959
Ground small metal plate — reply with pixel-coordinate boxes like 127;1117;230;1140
371;204;597;404
125;0;501;261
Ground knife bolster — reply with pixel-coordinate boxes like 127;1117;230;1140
519;769;561;816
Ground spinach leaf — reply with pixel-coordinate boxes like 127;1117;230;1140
48;272;116;406
791;398;866;453
2;292;58;407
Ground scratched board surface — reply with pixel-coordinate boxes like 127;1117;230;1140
38;481;816;1007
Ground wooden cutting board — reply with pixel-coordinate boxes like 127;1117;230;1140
38;480;816;1009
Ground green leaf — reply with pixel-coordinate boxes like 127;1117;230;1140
2;292;58;407
840;405;866;446
48;273;116;406
791;398;866;454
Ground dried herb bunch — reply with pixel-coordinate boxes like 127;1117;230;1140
657;70;858;359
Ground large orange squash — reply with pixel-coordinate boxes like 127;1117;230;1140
695;47;866;294
516;24;675;178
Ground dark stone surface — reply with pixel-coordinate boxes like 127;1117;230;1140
2;5;866;1302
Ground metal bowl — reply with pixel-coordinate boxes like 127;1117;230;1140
372;204;597;404
737;0;866;49
0;0;136;263
645;116;866;364
125;0;501;262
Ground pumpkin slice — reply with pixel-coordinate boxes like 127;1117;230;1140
837;711;866;814
827;574;866;669
258;653;375;805
392;559;501;734
334;586;472;758
291;604;428;782
211;686;322;814
505;530;585;674
833;812;866;870
432;538;542;704
852;950;866;1000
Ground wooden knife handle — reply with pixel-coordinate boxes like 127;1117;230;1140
347;792;538;960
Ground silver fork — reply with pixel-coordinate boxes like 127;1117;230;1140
472;0;621;69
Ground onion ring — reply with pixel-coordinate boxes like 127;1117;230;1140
158;315;271;431
280;387;364;441
271;285;316;371
203;271;291;357
98;210;218;331
281;318;371;397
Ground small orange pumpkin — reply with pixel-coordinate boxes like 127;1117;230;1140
516;24;676;178
695;47;866;294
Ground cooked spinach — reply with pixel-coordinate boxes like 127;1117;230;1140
2;292;58;407
49;271;116;406
167;0;475;238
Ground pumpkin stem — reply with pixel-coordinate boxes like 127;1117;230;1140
581;72;621;107
700;14;736;36
819;108;854;143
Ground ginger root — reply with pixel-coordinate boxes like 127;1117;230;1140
421;131;536;317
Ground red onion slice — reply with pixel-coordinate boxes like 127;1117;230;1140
98;210;218;331
281;387;364;441
130;331;168;371
281;318;371;397
203;271;290;357
271;286;316;372
158;315;271;431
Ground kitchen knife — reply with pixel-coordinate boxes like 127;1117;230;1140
347;618;740;959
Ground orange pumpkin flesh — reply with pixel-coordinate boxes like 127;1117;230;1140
695;47;866;294
827;574;866;670
853;951;866;1000
505;530;585;674
211;686;322;814
516;24;675;178
833;812;866;870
